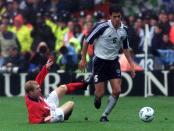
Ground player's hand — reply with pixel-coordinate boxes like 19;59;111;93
79;59;87;71
44;115;52;123
129;63;136;78
131;69;136;78
46;56;54;69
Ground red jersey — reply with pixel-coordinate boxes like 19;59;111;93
25;65;50;124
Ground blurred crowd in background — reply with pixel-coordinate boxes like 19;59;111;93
0;0;174;74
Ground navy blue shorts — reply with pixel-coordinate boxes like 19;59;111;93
92;57;121;83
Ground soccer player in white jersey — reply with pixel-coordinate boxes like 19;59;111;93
79;5;135;122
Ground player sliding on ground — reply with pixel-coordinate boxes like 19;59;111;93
25;57;90;124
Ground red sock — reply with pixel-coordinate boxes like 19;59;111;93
66;82;86;94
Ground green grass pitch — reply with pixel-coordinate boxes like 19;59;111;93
0;96;173;131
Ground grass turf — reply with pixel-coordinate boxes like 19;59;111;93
0;96;173;131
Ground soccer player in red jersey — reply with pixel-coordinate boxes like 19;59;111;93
25;57;89;124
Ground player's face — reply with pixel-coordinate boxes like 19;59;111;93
110;12;122;28
30;84;41;98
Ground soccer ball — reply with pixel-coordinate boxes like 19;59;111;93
139;107;155;122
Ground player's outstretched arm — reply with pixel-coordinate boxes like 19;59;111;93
35;57;54;86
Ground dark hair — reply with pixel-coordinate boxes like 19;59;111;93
109;4;122;15
59;46;68;55
39;45;47;54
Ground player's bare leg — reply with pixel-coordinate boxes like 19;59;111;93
94;82;105;109
54;85;68;100
60;101;74;120
54;83;88;121
100;79;121;122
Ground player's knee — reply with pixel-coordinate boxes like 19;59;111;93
112;87;121;96
67;101;74;108
58;85;68;92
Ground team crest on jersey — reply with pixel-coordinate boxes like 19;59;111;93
118;30;126;40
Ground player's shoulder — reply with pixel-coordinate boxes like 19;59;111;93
121;23;128;30
121;23;128;34
94;21;109;28
89;21;109;34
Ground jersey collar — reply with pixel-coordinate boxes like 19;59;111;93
108;20;124;29
28;95;40;102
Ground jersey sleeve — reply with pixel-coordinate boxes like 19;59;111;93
123;27;130;49
85;22;109;44
123;37;129;49
35;65;48;86
29;112;44;124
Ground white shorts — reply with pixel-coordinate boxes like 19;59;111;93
44;91;64;123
